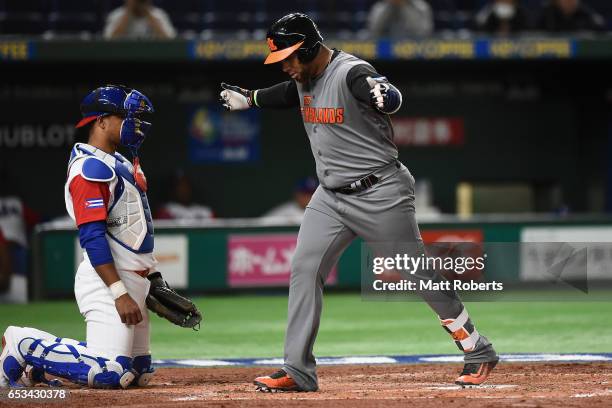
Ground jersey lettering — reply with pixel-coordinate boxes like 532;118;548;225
301;107;345;124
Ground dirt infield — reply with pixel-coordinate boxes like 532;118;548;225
19;363;612;407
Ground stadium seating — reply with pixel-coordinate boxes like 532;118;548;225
0;0;609;37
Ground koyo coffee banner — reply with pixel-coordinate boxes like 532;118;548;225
227;234;338;287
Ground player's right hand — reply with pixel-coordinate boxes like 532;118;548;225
115;294;143;325
220;83;253;111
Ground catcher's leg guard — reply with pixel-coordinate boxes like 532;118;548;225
132;355;154;387
2;326;134;389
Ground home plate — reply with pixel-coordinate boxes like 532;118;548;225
428;384;517;390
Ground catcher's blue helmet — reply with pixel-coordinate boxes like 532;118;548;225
75;84;154;128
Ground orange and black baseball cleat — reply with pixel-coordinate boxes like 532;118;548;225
455;359;499;386
254;369;302;392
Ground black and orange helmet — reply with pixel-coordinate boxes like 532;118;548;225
264;13;324;64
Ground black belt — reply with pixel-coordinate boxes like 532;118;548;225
331;161;401;195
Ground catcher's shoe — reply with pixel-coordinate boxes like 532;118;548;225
254;369;302;392
22;367;63;387
455;359;499;386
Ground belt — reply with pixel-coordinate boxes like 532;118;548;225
133;269;149;278
331;160;401;195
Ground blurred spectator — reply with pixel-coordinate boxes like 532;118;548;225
538;0;605;32
104;0;176;40
262;177;319;223
368;0;434;38
0;167;36;249
0;230;10;294
155;172;214;220
474;0;531;35
0;169;35;303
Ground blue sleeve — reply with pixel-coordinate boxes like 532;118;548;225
78;221;113;267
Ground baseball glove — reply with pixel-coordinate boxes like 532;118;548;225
146;272;202;330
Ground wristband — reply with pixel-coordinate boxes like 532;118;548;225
253;89;259;107
109;280;128;300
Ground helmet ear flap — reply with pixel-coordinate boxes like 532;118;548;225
297;41;321;63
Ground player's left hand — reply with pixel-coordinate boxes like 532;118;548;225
220;83;254;111
366;76;402;115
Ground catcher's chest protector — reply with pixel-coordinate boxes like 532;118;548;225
65;143;154;253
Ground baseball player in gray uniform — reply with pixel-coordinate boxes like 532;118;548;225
220;13;499;392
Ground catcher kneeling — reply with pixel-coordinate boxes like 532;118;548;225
0;85;201;389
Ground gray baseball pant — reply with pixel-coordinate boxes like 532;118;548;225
282;164;497;391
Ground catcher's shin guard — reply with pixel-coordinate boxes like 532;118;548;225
16;335;134;389
132;355;155;387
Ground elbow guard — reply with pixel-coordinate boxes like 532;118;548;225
366;76;403;115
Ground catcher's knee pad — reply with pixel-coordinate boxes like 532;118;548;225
439;307;480;352
1;326;27;387
87;360;134;389
17;337;133;389
0;355;24;387
132;355;155;387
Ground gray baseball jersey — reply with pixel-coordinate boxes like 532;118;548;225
296;52;399;189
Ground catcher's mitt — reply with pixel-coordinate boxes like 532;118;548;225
146;272;202;330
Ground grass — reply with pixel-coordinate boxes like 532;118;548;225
0;293;610;359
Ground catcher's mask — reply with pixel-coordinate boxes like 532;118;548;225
76;84;154;156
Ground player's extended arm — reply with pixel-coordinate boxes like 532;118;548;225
347;64;402;114
219;81;299;111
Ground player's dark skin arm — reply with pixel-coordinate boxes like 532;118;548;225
95;262;143;325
